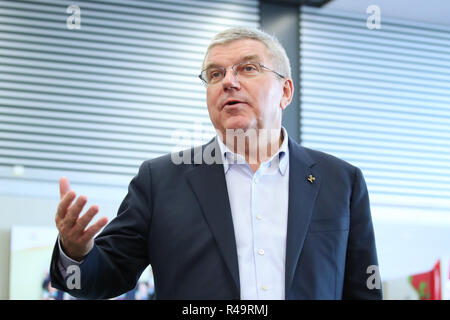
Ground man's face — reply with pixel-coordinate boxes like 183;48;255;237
204;39;292;136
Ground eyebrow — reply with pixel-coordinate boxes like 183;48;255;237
204;54;263;70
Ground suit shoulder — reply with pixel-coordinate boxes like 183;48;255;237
298;146;367;193
301;146;359;174
138;145;203;175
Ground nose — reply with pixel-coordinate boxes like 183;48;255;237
221;67;240;90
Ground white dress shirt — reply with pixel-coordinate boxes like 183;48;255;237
216;127;290;300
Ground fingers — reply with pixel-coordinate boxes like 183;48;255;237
81;217;108;242
57;193;105;235
59;176;71;199
56;177;74;223
56;190;76;222
64;195;88;227
75;204;99;232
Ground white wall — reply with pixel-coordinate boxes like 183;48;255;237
373;218;450;281
0;178;126;299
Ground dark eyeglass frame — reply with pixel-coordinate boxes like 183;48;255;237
198;61;285;86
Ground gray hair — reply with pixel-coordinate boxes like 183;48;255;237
202;27;292;79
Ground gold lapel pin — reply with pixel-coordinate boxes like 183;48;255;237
307;174;316;184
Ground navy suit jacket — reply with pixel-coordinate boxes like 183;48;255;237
50;137;382;299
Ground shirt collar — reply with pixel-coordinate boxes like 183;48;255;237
216;127;289;176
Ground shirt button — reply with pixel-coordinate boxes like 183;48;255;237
258;249;265;255
256;214;262;220
262;285;268;291
254;177;259;184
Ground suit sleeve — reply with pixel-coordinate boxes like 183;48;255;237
342;167;383;299
50;161;153;299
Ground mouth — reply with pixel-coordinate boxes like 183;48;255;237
222;100;246;109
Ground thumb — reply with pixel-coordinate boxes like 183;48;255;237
59;176;71;199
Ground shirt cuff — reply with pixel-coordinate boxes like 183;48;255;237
57;235;84;269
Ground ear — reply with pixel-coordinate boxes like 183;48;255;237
280;78;294;110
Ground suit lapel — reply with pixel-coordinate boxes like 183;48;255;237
186;139;240;295
285;138;321;297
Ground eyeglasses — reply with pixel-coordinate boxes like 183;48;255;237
199;61;285;86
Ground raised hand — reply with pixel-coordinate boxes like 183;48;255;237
55;177;108;261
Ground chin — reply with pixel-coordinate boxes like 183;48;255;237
223;117;255;132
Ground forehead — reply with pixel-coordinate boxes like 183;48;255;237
205;39;271;67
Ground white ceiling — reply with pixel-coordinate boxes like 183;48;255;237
324;0;450;26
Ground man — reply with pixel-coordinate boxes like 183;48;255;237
50;27;382;300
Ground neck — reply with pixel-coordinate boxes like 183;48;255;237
221;127;284;167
